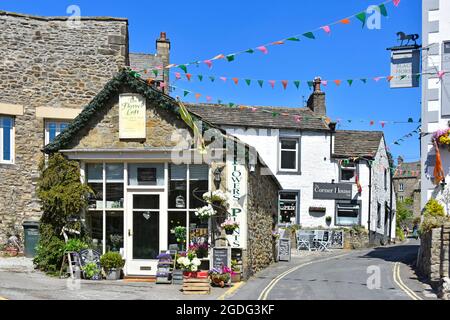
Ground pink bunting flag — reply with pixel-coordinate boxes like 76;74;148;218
220;77;227;82
206;96;212;102
321;80;328;86
159;82;166;89
373;77;382;82
269;80;276;88
204;60;213;69
175;72;181;80
294;115;301;122
393;0;401;7
281;80;288;90
370;121;374;126
257;46;268;54
321;25;331;34
438;70;446;79
380;121;386;128
251;107;257;112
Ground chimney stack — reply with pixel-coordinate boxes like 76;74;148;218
156;32;170;93
307;77;326;116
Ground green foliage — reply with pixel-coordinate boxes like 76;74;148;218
64;239;89;252
396;199;413;228
423;198;445;217
100;252;125;270
82;262;101;279
34;153;92;273
174;226;187;243
350;225;368;236
396;225;405;241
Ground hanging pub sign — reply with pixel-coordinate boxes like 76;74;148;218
119;93;146;139
313;182;352;200
389;46;421;89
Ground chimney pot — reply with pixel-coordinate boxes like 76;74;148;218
313;76;322;92
160;32;167;40
307;76;326;116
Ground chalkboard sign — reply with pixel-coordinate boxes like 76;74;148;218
211;247;231;270
278;238;291;262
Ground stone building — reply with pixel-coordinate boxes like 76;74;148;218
43;70;281;278
188;79;397;245
393;157;421;217
0;11;170;243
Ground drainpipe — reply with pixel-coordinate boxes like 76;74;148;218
367;161;373;244
389;168;394;243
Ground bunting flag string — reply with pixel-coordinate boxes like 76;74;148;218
133;0;401;75
390;125;421;146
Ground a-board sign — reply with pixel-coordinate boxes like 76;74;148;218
211;247;231;269
278;238;291;262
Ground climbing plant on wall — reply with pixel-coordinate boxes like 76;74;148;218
34;153;92;274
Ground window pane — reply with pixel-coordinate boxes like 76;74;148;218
279;192;297;200
48;122;57;143
106;164;123;181
2;117;12;161
341;169;355;181
133;195;160;210
168;211;187;250
105;183;124;209
281;151;296;169
128;163;164;186
88;183;103;210
190;180;208;209
85;211;103;253
169;165;187;209
133;211;159;259
336;204;359;226
189;211;209;243
281;139;297;150
189;164;209;180
87;163;103;181
106;211;124;253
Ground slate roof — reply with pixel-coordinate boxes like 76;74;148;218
394;161;421;178
333;130;384;158
186;104;330;131
129;53;164;81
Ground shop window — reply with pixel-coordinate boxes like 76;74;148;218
279;192;299;224
87;163;103;210
0;116;14;163
168;211;187;250
340;161;357;182
85;211;103;253
106;164;124;209
279;138;298;172
189;211;209;245
169;164;187;209
106;211;124;253
45;120;68;145
128;163;164;186
336;202;360;226
189;165;209;209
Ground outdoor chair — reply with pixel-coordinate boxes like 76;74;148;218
316;230;333;252
296;231;315;251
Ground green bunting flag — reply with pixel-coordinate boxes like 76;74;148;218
307;81;314;89
347;79;353;86
303;32;315;39
355;12;366;27
152;70;158;77
245;49;255;54
209;76;215;82
229;103;235;108
361;78;367;83
400;75;407;80
129;71;141;78
179;65;188;73
416;74;421;81
272;112;279;117
198;75;203;82
348;120;352;123
294;80;300;89
408;118;414;123
287;37;300;41
258;80;264;88
245;79;251;86
218;99;222;104
183;90;189;97
226;54;235;62
378;4;388;17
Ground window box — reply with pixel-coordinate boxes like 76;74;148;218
309;207;326;213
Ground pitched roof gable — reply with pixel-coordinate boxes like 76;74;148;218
333;130;384;158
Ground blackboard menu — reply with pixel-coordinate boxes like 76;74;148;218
137;168;157;184
211;247;231;269
278;238;291;262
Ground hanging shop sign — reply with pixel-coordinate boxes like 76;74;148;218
313;182;352;200
226;158;248;249
119;93;146;139
389;47;420;88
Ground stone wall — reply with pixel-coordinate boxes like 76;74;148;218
0;11;129;244
417;223;450;287
246;164;279;278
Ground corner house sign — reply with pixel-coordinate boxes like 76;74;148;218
313;182;352;200
119;94;146;139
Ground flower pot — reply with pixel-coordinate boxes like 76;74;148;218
105;268;121;280
231;273;241;283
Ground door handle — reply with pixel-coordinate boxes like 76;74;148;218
128;229;132;237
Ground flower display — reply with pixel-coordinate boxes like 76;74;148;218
189;241;209;258
208;266;235;287
176;251;202;272
194;204;216;220
203;190;228;205
433;128;450;145
220;219;239;231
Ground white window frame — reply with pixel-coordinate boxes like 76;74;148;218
44;120;69;145
340;161;357;182
0;115;15;164
278;138;299;172
399;183;404;192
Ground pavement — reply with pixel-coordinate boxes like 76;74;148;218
0;239;438;300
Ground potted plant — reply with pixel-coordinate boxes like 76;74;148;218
209;266;232;288
82;262;101;280
203;190;228;207
100;251;125;280
221;219;239;235
176;251;202;278
325;216;332;225
174;226;187;251
189;242;209;259
231;259;241;283
194;204;216;222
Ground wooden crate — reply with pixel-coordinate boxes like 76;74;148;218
182;278;211;295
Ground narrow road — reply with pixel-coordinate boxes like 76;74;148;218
228;239;437;300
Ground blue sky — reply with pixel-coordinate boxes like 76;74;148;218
1;0;422;163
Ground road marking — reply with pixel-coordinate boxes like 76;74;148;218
393;262;423;300
258;252;352;300
217;281;245;300
0;296;7;300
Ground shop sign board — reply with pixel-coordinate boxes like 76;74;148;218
119;93;146;139
313;183;352;200
390;48;420;88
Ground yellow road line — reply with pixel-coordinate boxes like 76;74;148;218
258;252;352;300
393;262;422;300
0;296;8;300
217;281;246;300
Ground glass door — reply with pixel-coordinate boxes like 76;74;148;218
126;193;162;276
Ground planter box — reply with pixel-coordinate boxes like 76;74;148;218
231;273;241;283
183;271;208;279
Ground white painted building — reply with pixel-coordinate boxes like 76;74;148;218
421;0;450;210
189;79;396;243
